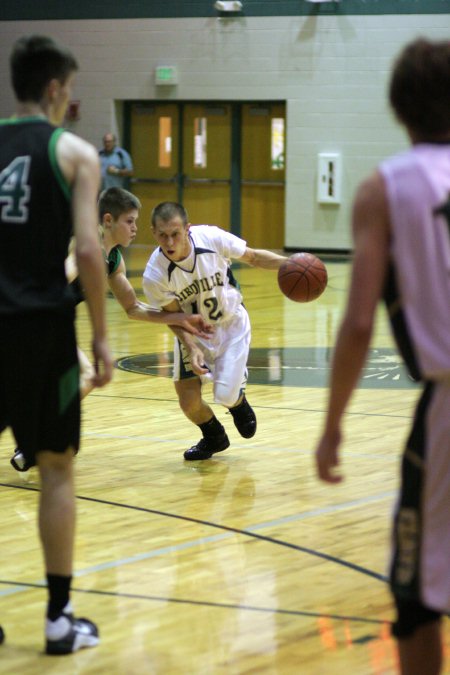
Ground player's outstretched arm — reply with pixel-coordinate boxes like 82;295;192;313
168;313;214;338
240;247;288;269
108;264;213;337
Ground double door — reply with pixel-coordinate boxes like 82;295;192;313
127;101;285;249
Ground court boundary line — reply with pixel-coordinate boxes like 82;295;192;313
0;579;389;626
0;482;388;583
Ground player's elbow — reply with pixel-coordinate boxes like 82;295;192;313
125;304;140;320
76;239;102;270
241;248;256;266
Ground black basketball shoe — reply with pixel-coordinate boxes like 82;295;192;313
10;448;35;472
46;603;99;655
228;396;257;438
184;432;230;461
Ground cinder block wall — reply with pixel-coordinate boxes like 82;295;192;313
0;15;447;250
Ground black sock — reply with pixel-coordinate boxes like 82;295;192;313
47;574;72;620
199;416;224;438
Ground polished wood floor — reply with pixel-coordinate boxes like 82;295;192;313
0;249;449;674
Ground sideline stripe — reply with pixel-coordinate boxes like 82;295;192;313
247;491;394;530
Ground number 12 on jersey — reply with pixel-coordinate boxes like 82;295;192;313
191;297;223;321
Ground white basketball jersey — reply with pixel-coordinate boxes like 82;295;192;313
143;225;247;326
380;144;450;381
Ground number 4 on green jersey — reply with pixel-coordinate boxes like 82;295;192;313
0;156;31;223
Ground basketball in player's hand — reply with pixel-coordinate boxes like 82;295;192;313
278;252;328;302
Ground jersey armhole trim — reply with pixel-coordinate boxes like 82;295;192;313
49;128;71;201
107;246;122;276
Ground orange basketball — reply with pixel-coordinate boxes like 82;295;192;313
278;252;328;302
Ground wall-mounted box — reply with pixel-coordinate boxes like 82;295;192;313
317;152;342;204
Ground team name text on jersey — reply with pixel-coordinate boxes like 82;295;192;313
176;271;224;302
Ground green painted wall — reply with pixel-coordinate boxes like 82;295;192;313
2;0;450;21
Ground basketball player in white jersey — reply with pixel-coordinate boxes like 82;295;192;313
143;202;287;461
315;39;450;675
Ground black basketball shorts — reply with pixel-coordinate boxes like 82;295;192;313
0;312;80;464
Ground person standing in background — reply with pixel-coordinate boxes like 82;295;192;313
99;132;133;190
315;38;450;675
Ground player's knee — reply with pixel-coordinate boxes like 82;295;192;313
214;385;240;408
37;449;75;487
392;596;441;639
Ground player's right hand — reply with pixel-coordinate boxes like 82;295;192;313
315;429;343;484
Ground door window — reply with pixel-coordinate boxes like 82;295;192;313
271;118;285;170
194;118;207;168
159;116;172;168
